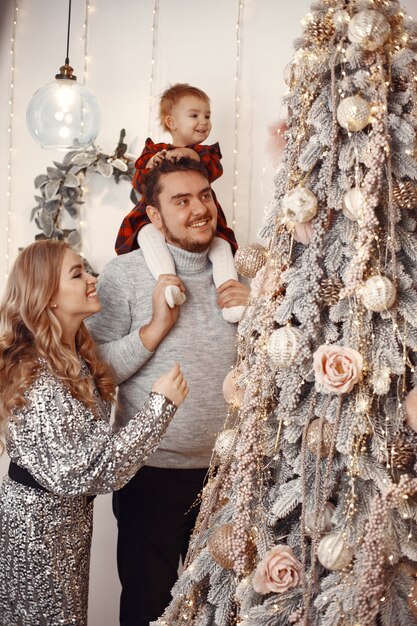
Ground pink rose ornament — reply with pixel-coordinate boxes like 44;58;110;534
313;344;363;394
252;545;302;595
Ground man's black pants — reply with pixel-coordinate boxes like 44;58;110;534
113;465;208;626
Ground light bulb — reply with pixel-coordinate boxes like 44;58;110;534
26;77;101;150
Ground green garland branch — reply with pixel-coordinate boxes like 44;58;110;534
31;129;137;270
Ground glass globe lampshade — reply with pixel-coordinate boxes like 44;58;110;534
26;69;101;150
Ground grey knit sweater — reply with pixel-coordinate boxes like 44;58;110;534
87;245;237;469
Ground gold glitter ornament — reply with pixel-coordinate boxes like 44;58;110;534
337;95;372;132
207;524;236;570
320;276;343;306
342;187;364;221
234;243;268;278
360;275;396;312
282;186;318;223
306;419;333;458
267;326;303;369
388;436;415;470
393;180;417;209
214;429;237;462
317;532;354;571
347;10;390;52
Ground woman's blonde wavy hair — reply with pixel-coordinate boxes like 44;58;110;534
0;239;116;451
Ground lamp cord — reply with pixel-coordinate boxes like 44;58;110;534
65;0;72;64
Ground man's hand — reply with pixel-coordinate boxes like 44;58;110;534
216;279;250;310
165;148;200;162
139;274;185;351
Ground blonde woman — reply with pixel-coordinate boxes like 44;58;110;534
0;239;188;626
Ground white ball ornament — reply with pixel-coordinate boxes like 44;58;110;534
214;429;237;462
317;532;353;571
305;502;335;536
348;10;390;52
222;366;245;407
360;275;396;312
337;95;371;132
333;10;350;31
267;327;303;369
282;186;318;223
342;187;364;221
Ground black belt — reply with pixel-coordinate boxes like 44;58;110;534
8;461;95;504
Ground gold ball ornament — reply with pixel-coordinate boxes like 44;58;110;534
336;95;371;132
342;187;364;221
282;186;318;223
347;10;390;52
214;429;237;462
267;326;303;369
306;419;333;458
234;243;268;278
207;524;236;570
305;501;336;536
360;275;396;312
317;532;354;571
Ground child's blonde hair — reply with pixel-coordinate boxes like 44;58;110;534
159;83;210;131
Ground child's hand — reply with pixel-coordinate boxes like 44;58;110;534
148;150;168;168
166;148;200;162
152;363;188;406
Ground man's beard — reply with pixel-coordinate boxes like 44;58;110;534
160;214;215;253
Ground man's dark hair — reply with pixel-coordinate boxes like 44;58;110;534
142;158;209;209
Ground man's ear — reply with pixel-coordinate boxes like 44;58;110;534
165;115;176;131
146;205;163;231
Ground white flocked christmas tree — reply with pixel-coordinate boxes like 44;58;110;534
155;1;417;624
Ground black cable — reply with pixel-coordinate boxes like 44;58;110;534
65;0;72;64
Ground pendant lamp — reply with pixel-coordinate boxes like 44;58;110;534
26;0;101;150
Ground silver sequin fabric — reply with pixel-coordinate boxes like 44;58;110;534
0;363;176;626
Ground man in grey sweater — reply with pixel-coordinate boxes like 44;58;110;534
87;158;249;626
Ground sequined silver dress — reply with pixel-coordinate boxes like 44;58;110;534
0;363;176;626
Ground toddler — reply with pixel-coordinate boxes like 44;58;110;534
115;83;244;323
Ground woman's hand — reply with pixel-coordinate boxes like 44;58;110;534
152;363;189;406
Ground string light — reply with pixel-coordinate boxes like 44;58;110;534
148;0;160;137
82;0;91;84
231;0;244;230
5;1;19;278
78;0;93;262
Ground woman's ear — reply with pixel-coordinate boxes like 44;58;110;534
146;205;163;231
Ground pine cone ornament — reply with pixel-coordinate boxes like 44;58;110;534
320;276;343;305
393;180;417;209
388;436;415;470
305;14;335;47
393;75;409;92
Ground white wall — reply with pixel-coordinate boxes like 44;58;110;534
1;1;416;625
